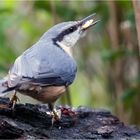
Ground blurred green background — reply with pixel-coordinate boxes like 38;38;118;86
0;0;140;126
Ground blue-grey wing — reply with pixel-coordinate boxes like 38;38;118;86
8;40;76;87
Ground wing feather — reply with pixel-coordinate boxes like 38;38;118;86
8;41;66;88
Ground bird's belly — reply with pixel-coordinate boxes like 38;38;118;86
18;86;66;103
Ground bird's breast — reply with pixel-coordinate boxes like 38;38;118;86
19;85;66;103
53;48;77;85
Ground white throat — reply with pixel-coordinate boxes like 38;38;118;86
56;41;73;57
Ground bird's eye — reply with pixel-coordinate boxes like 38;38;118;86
69;27;75;32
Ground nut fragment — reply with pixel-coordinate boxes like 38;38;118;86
82;19;93;29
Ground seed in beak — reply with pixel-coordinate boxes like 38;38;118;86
82;19;94;29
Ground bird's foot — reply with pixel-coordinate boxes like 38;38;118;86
0;94;20;109
52;109;61;123
52;109;61;121
46;109;61;126
8;93;20;109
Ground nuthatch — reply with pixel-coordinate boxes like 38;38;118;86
0;14;99;122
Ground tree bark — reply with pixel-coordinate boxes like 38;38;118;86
0;97;140;139
132;0;140;54
131;0;140;125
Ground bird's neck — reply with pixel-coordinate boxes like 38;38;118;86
56;41;73;57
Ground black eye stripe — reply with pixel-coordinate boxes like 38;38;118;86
53;25;78;43
60;25;77;36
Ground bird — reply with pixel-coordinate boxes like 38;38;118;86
0;14;99;122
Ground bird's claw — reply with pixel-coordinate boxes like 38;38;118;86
0;94;20;109
9;93;20;109
52;109;61;124
46;109;61;126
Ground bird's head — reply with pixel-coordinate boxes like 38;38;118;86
41;14;100;48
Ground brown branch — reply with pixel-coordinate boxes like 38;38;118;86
132;0;140;54
108;1;126;122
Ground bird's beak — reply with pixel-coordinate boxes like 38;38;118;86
80;13;100;30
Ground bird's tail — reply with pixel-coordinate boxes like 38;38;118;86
0;78;11;97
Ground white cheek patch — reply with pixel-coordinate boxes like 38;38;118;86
56;41;73;57
68;29;80;45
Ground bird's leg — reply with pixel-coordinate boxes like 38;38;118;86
0;91;19;109
48;103;61;125
9;91;20;109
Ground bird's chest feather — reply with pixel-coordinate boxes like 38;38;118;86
38;46;77;83
22;44;77;85
53;47;77;74
54;47;77;84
